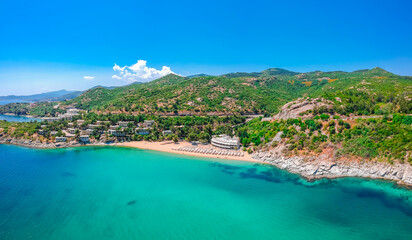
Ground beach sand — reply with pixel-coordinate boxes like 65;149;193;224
117;141;258;163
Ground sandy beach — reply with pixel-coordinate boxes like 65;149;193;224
117;141;258;163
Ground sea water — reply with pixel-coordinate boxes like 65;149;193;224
0;114;41;122
0;144;411;239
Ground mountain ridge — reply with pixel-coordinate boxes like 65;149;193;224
62;67;411;116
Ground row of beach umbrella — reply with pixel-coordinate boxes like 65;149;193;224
172;146;244;157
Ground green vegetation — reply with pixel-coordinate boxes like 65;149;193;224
1;67;410;117
77;113;245;142
64;67;412;116
236;114;412;164
0;120;41;139
0;102;64;117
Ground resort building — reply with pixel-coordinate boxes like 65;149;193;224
143;120;155;128
58;108;80;121
88;124;99;129
42;117;60;122
68;123;74;127
68;128;77;134
96;121;111;125
118;121;132;128
135;128;150;135
82;129;93;135
77;120;85;125
211;135;240;150
79;135;90;142
108;129;126;137
110;125;120;130
50;131;58;136
67;108;79;115
162;130;173;135
55;137;66;142
38;130;45;135
41;125;47;128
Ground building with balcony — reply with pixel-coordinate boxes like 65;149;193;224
143;120;155;128
55;137;66;142
79;135;90;142
162;130;173;135
108;129;126;137
135;128;150;135
118;121;132;128
211;135;240;150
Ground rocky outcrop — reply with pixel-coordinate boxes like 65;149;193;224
253;150;412;186
274;98;333;120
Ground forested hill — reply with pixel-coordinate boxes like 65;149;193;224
63;67;411;116
2;67;410;117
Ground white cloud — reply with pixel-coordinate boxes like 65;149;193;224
83;76;95;80
112;60;175;83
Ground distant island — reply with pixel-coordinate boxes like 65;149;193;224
0;67;411;185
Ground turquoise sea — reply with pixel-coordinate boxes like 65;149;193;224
0;144;411;240
0;114;41;122
0;100;33;105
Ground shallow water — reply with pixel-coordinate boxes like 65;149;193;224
0;144;411;239
0;100;33;105
0;114;41;122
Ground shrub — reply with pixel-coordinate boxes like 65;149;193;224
320;114;330;121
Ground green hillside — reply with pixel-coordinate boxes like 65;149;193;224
2;67;411;117
64;67;411;116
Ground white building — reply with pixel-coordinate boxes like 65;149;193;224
83;129;93;135
67;109;79;115
58;108;80;121
79;135;89;142
108;129;126;137
88;124;99;129
42;117;60;122
77;120;85;125
211;135;240;149
118;121;132;128
110;125;120;130
68;128;77;134
50;131;58;136
135;128;150;135
162;130;173;135
143;120;155;128
56;137;66;142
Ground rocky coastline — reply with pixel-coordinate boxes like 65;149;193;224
252;150;412;187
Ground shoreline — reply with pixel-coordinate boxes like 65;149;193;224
253;150;412;188
117;141;259;163
1;139;412;187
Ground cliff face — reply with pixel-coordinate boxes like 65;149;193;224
273;98;333;120
253;150;412;186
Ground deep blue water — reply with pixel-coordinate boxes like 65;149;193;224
0;144;411;239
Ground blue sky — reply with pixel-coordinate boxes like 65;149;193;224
0;0;411;95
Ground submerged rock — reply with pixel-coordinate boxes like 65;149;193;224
127;200;137;206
